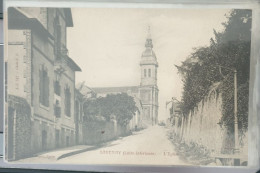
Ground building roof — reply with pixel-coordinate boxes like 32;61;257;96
92;86;139;94
8;7;54;39
66;55;81;71
76;82;96;96
64;8;73;27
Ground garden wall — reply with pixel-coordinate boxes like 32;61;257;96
176;88;248;156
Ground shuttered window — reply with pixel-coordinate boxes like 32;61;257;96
54;80;61;96
64;87;71;117
39;65;49;107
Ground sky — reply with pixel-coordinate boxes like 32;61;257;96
67;8;230;121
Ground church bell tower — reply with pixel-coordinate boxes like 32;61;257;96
139;26;159;125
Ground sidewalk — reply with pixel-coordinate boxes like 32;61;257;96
38;145;97;160
13;145;98;163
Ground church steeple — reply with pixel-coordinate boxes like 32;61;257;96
140;26;158;86
139;26;159;125
141;26;158;65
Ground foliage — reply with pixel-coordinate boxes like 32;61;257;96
83;93;138;125
176;9;251;134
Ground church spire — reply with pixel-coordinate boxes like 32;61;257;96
145;25;153;48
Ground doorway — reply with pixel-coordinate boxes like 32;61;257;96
42;130;47;150
55;129;60;148
7;107;15;160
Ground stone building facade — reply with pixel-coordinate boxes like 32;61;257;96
6;7;81;160
5;7;159;160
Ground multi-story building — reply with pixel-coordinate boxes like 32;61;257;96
6;7;81;160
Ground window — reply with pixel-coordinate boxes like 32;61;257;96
148;69;151;77
144;69;147;77
64;86;71;117
39;65;49;107
54;80;61;96
54;15;62;57
75;101;79;122
54;100;61;118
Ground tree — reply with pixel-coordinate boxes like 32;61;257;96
83;93;138;125
176;9;251;134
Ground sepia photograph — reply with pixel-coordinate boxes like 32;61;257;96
5;7;251;166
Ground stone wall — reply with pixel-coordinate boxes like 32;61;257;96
82;120;129;145
7;95;32;160
182;91;224;154
175;89;248;156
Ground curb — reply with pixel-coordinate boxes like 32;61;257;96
57;145;102;160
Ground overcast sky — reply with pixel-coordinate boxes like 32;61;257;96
67;8;230;121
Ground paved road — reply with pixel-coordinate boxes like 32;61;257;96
57;125;188;166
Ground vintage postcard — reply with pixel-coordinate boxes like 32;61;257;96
5;7;251;166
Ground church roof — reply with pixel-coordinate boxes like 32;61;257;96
141;48;158;66
142;47;156;58
92;86;139;94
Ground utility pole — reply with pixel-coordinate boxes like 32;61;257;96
234;70;239;154
219;66;239;155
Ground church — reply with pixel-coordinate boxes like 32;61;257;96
92;30;159;127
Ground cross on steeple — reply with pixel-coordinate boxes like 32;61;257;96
145;25;153;48
147;25;151;39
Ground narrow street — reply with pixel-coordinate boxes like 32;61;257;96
57;125;188;165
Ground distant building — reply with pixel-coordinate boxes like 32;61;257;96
139;30;159;125
90;30;159;127
75;83;97;144
6;7;81;160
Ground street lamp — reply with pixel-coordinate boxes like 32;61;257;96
218;65;239;154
